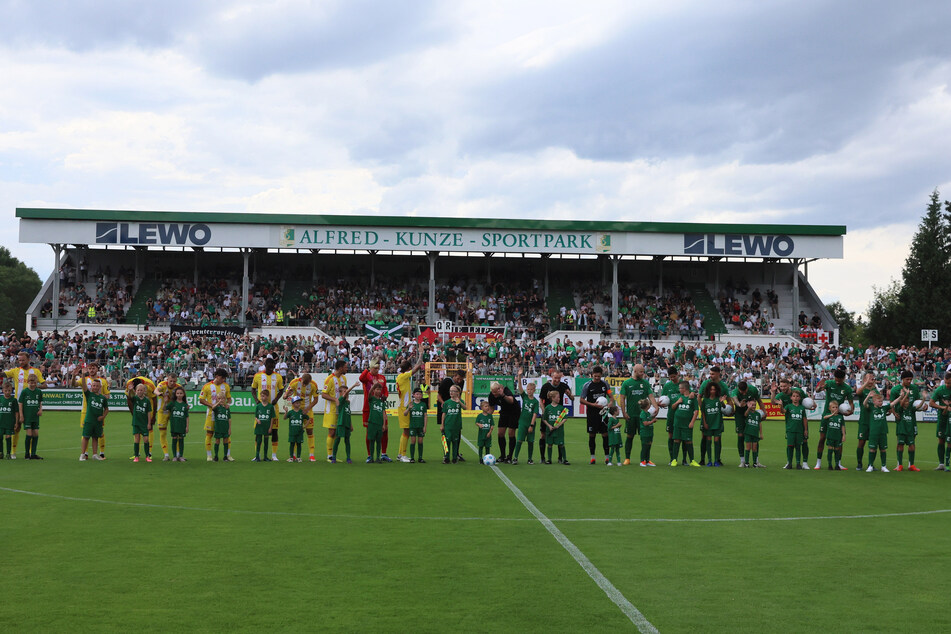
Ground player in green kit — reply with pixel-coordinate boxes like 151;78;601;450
80;379;108;461
18;373;43;460
543;388;570;465
733;380;765;467
441;385;463;464
929;372;951;470
697;367;732;468
605;405;622;465
165;386;189;461
854;372;879;470
813;369;854;470
333;383;357;463
773;378;812;469
212;392;233;462
366;384;388;463
0;381;19;458
699;382;725;466
286;396;309;462
863;391;890;472
619;364;657;466
512;372;538;465
253;389;276;462
822;401;846;470
125;382;153;462
742;402;764;468
407;387;427;463
660;368;682;463
890;370;923;471
638;399;657;466
475;400;495;464
670;381;700;467
782;390;808;469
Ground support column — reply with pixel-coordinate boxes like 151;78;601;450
428;252;437;324
134;247;143;285
485;253;492;285
193;250;199;285
611;256;619;336
242;250;250;327
792;260;800;334
658;259;664;295
543;254;550;298
369;251;377;288
51;244;61;331
312;251;318;282
714;261;719;297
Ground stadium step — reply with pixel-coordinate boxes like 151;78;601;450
686;283;728;336
125;278;161;325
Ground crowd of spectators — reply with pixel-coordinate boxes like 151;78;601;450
4;325;947;402
718;283;778;334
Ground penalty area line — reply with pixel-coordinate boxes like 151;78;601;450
461;435;659;634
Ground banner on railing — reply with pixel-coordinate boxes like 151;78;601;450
170;324;247;337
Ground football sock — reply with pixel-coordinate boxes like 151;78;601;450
381;432;389;454
625;437;634;459
786;445;793;464
134;442;140;457
752;450;758;465
100;434;106;453
5;437;10;454
880;450;887;467
795;445;802;464
744;449;750;464
307;433;315;456
671;440;679;461
546;445;553;462
686;443;694;462
451;439;460;461
148;428;154;451
682;443;688;463
588;436;596;456
272;441;279;457
255;436;262;458
539;438;545;459
410;440;416;460
399;433;408;457
160;427;168;454
700;437;708;463
409;443;415;461
909;449;915;465
508;436;515;460
938;441;945;464
602;435;609;457
868;449;876;466
332;436;341;458
817;439;825;458
714;439;722;463
366;435;371;455
644;443;651;462
857;445;864;467
144;441;149;457
527;441;533;461
897;447;903;466
326;435;334;455
945;445;951;466
33;434;38;456
560;445;567;462
11;430;18;453
513;440;522;460
836;448;842;465
499;436;507;459
737;434;745;457
667;436;673;458
801;442;809;464
205;434;211;452
214;443;220;459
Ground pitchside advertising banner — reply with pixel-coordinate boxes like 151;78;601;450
19;219;843;258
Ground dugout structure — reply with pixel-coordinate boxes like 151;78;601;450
16;208;846;338
425;361;474;410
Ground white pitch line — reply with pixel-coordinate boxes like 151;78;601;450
461;436;659;634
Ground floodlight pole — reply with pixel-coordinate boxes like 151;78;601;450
241;249;250;327
611;256;619;336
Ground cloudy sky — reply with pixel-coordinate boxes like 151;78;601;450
2;0;950;314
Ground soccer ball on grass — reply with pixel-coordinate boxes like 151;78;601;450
483;454;496;466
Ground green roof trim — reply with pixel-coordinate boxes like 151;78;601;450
16;208;847;236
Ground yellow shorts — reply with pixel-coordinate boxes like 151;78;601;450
398;410;410;429
322;412;336;429
156;414;169;430
204;416;214;432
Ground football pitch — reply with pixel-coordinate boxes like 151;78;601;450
3;412;950;632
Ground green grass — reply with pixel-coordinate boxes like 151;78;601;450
3;412;951;632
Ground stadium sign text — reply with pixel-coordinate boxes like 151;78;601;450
683;233;795;257
96;222;212;246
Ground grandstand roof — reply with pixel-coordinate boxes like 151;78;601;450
17;207;845;259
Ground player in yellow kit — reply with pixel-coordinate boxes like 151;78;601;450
4;351;46;459
153;371;180;461
199;368;233;461
251;358;285;461
320;360;348;462
124;371;156;459
286;373;319;461
395;353;424;462
74;363;109;459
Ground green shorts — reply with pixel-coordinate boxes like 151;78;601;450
366;426;382;442
336;424;352;438
408;426;424;437
743;433;760;444
818;419;829;434
666;420;673;434
214;430;230;440
288;430;304;443
516;422;534;444
639;426;654;441
825;438;843;449
0;425;14;436
547;426;565;446
703;424;723;437
625;417;641;436
254;423;271;436
82;420;103;439
857;421;869;441
938;418;949;440
868;431;887;450
785;431;803;445
22;419;39;431
443;425;461;442
735;420;746;434
132;422;149;436
896;432;916;445
477;428;492;447
673;427;693;442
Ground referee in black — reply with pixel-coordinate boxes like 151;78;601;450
488;381;519;463
580;366;611;464
437;369;467;461
538;368;572;463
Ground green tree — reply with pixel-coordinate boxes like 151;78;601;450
825;301;867;347
0;247;41;332
865;280;902;346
